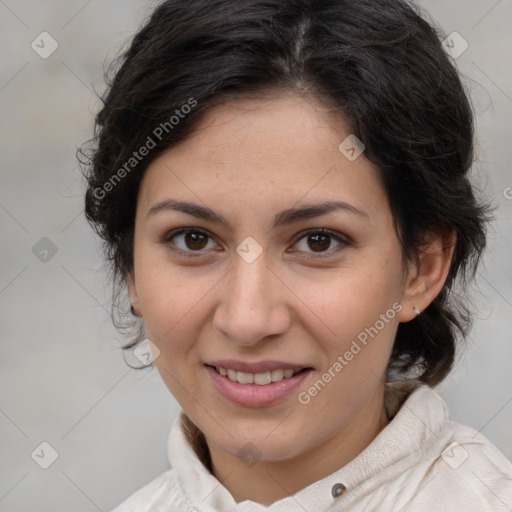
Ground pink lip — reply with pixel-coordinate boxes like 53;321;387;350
206;359;306;374
205;365;312;408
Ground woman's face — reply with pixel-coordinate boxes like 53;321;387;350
128;92;413;463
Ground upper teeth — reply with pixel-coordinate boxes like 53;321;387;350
216;367;297;385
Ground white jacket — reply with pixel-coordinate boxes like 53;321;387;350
112;385;512;511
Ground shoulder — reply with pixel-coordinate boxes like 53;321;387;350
430;423;511;506
380;384;512;510
110;468;188;512
404;398;512;510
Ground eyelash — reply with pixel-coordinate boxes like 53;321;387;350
162;227;350;258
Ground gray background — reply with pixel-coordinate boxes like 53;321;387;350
0;1;511;510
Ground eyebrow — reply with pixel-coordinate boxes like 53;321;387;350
147;199;369;229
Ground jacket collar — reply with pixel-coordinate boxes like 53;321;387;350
167;381;448;511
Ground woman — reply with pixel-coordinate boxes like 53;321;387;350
82;0;512;509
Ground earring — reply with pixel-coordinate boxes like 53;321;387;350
413;306;421;317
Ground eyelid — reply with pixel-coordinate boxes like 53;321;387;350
289;228;350;256
162;227;350;257
162;227;221;256
162;226;210;243
293;227;351;244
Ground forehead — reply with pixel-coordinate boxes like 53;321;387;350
138;92;387;219
167;92;346;170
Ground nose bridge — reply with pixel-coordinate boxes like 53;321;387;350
230;254;273;317
213;251;289;344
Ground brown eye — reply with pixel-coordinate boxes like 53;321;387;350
184;231;209;250
307;233;332;252
164;228;216;253
292;229;348;256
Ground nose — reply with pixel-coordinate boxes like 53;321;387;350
213;253;292;347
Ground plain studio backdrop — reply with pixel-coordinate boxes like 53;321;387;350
0;1;511;510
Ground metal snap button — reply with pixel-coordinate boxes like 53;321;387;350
331;483;347;498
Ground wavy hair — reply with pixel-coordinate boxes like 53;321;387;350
81;0;490;386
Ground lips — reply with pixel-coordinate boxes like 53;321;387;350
205;360;307;374
211;366;300;385
205;360;312;407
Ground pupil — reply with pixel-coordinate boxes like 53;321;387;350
186;232;208;250
308;233;331;252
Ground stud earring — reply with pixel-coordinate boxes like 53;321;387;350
413;306;421;317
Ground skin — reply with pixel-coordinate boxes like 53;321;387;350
127;91;455;506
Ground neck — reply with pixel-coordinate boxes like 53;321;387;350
206;384;389;506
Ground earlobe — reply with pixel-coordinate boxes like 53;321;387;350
398;230;456;322
126;272;142;317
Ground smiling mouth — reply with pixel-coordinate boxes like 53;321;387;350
208;365;309;386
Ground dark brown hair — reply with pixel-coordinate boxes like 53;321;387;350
81;0;490;386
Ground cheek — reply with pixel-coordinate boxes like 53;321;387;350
134;264;215;383
298;265;400;335
141;266;213;402
292;259;402;377
136;251;215;333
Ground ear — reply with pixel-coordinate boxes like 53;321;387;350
126;271;142;317
398;229;456;322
